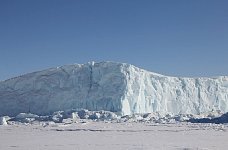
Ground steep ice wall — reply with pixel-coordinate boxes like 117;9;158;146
121;65;228;115
0;62;126;116
0;61;228;116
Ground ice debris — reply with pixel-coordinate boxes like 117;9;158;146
0;116;8;125
1;109;228;125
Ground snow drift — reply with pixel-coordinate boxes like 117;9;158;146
0;61;228;116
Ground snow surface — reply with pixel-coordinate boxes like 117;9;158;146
0;61;228;116
0;122;228;150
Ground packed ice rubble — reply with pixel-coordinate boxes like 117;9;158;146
2;109;228;125
0;61;228;117
0;116;8;125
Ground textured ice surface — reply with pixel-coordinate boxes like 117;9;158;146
0;117;7;125
0;61;228;116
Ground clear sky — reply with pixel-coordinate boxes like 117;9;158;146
0;0;228;81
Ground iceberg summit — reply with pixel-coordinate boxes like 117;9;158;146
0;61;228;116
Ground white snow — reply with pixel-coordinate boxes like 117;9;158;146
0;61;228;116
0;122;228;150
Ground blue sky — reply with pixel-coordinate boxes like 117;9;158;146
0;0;228;80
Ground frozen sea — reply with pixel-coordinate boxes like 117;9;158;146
1;121;228;150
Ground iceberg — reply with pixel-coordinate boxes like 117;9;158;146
0;61;228;116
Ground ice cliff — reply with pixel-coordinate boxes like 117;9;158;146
0;61;228;116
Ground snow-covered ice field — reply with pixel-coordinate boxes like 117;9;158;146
1;62;228;149
1;122;228;150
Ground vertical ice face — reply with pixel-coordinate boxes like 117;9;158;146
0;61;228;116
120;64;228;115
0;62;126;116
